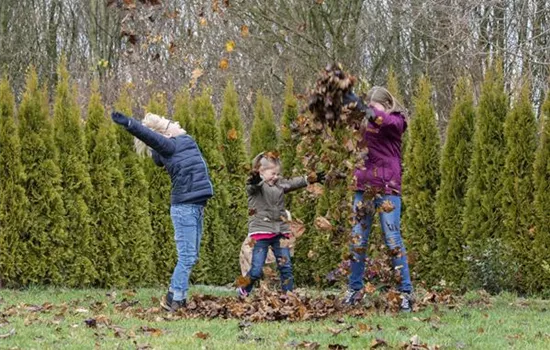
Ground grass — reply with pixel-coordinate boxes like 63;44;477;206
0;286;549;349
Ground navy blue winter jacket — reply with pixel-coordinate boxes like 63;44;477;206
125;119;213;205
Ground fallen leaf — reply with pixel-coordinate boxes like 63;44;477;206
370;338;387;349
140;326;163;337
235;275;251;288
195;331;210;339
199;17;208;26
357;323;373;332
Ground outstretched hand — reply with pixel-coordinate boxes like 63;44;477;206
307;171;326;184
111;111;131;127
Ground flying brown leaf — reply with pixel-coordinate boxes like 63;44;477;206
306;183;324;197
225;40;236;52
219;58;229;70
212;0;219;12
314;216;333;231
290;219;305;238
379;200;395;213
227;128;238;140
241;25;249;37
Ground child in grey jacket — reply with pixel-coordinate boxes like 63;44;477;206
238;152;324;296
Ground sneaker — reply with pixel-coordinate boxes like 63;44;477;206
342;289;363;306
237;287;248;298
400;292;414;313
160;291;186;312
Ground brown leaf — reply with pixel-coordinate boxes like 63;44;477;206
199;17;208;26
357;323;373;332
236;275;251;288
212;0;219;12
306;183;324;197
379;200;395;213
219;58;229;70
227;128;238;140
241;25;249;37
140;326;163;337
290;219;305;238
314;216;333;231
370;338;387;349
195;331;210;340
364;282;376;294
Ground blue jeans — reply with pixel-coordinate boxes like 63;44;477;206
245;236;293;293
349;191;413;293
169;203;204;301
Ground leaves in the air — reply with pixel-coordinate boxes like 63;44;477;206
227;128;238;140
314;216;333;231
219;58;229;70
226;40;236;52
241;25;249;37
379;200;395;213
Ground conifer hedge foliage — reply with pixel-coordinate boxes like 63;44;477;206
1;64;549;294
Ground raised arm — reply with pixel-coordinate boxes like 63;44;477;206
111;112;176;157
279;176;308;193
344;93;406;137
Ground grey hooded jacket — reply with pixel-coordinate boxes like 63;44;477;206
247;176;308;235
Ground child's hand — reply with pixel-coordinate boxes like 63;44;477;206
248;171;262;185
307;171;326;184
111;111;131;127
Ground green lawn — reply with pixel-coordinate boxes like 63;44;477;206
0;286;549;349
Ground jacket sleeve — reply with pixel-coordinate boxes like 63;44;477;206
279;176;308;193
151;150;164;167
370;108;407;137
125;118;176;157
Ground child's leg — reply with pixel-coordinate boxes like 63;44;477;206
272;236;294;292
244;238;270;294
377;195;412;293
169;204;203;301
349;191;374;291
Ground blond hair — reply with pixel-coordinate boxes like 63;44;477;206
251;152;281;172
365;86;407;116
134;113;186;157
